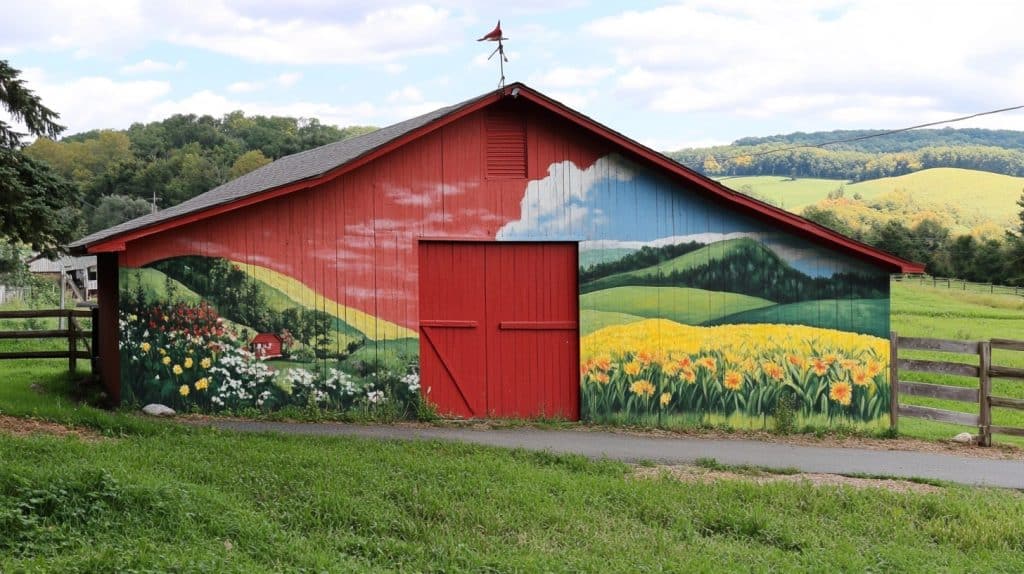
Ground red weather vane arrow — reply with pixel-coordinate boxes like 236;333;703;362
478;20;509;88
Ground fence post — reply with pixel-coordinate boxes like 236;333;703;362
90;305;100;373
889;331;899;432
67;311;77;374
978;341;992;446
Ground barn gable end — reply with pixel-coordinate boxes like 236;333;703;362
80;84;918;428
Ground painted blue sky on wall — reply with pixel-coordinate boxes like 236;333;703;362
497;154;877;277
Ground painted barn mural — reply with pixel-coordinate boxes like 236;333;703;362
495;154;891;428
114;101;892;427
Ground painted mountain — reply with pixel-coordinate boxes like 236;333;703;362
579;237;888;337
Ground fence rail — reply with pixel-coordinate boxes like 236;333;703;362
0;308;97;373
891;333;1024;446
891;274;1023;296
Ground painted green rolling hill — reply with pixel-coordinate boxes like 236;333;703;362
707;298;890;337
582;238;756;293
580;286;774;326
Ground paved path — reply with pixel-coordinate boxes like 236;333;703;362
199;420;1024;489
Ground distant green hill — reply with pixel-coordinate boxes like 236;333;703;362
847;168;1024;229
707;298;890;338
581;286;774;326
731;128;1024;153
715;176;847;211
715;168;1024;230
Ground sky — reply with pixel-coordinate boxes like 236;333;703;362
4;0;1024;151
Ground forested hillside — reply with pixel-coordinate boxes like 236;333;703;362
23;113;376;234
670;128;1024;181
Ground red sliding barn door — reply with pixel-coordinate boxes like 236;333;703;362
418;242;579;420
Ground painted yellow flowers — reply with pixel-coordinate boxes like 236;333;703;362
629;380;655;397
200;357;212;369
162;356;171;365
829;381;853;406
184;357;194;369
179;384;190;397
172;364;183;375
723;371;743;391
579;319;891;424
140;342;151;353
195;377;209;391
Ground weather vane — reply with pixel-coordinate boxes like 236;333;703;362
477;20;508;88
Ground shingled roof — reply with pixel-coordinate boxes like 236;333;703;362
68;83;923;273
68;90;494;251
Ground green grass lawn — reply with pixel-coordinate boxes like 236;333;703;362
1;365;1024;572
891;281;1024;446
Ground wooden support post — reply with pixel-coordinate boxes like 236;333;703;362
889;331;899;432
68;312;77;374
979;341;992;447
90;305;100;373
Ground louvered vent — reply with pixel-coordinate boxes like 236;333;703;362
486;109;527;179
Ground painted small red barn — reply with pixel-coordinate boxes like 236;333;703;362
70;83;922;425
250;333;283;359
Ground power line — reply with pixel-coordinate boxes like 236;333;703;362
714;104;1024;163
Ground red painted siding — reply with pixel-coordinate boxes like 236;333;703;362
419;241;579;419
119;103;609;334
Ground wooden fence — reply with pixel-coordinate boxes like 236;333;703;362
890;333;1024;446
891;274;1023;297
0;308;97;373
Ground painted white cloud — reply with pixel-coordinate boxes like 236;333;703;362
276;72;302;87
497;154;635;240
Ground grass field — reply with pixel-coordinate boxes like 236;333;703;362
891;282;1024;446
2;365;1024;572
580;286;773;325
716;168;1024;228
715;175;847;210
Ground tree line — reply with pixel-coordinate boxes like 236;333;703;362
20;111;376;237
671;144;1024;181
803;191;1024;285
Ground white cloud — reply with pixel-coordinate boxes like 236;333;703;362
227;81;265;93
146;90;379;127
530;66;614;89
120;59;186;74
585;1;1024;128
0;0;147;56
19;69;172;134
165;3;458;65
497;154;634;240
276;72;302;87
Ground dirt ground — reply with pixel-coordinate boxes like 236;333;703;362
0;414;103;441
631;464;946;494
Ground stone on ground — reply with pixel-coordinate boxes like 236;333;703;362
142;403;176;417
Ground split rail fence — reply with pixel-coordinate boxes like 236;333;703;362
890;333;1024;446
0;309;97;373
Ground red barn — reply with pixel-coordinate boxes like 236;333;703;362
70;83;921;426
250;333;283;359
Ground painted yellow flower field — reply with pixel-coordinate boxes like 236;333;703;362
580;319;890;424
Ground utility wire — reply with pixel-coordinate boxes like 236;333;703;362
713;104;1024;163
